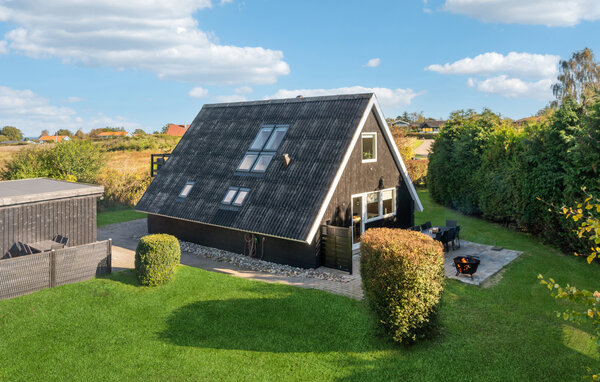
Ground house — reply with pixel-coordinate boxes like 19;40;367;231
166;124;190;136
97;131;132;138
419;120;445;134
39;135;70;143
390;119;410;127
0;178;104;258
136;94;422;269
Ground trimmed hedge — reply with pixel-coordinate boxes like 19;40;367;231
360;228;445;344
135;234;181;286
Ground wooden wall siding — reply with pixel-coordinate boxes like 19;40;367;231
323;109;413;228
0;195;97;258
320;224;352;272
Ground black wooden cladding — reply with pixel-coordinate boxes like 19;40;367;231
0;195;98;258
136;94;372;242
320;225;352;273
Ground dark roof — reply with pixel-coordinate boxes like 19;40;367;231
421;120;446;128
136;94;375;241
0;178;104;206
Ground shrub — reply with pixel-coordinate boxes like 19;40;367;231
96;168;151;208
97;134;180;152
360;228;445;344
406;159;428;187
135;234;181;286
1;140;104;182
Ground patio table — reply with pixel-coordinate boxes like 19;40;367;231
26;240;64;253
421;226;449;240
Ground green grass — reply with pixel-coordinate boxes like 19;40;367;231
1;190;599;381
412;139;425;149
97;207;146;227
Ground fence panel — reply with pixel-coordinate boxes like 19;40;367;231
0;252;51;300
54;240;111;286
320;225;352;273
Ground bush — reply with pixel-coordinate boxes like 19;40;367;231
360;228;445;344
135;234;181;286
97;168;151;208
406;159;428;187
97;134;180;152
1;140;104;182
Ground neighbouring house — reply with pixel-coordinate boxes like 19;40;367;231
390;118;410;127
39;135;70;143
0;178;104;259
419;120;445;134
137;94;422;270
97;131;132;138
514;116;542;126
166;124;190;136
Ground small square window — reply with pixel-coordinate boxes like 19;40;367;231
179;182;194;198
263;127;288;151
232;188;249;206
382;189;395;215
249;127;273;151
362;133;377;162
222;187;238;204
252;153;274;172
237;153;258;171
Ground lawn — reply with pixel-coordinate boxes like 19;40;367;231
1;190;599;381
97;207;146;227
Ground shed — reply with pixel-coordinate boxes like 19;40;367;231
136;93;422;270
0;178;104;258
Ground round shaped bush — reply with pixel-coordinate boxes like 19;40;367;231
135;234;181;286
360;228;445;344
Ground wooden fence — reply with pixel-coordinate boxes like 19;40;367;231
0;240;112;300
320;225;352;273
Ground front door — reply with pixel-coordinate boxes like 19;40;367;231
351;195;365;250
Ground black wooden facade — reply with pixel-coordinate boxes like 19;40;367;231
0;179;104;258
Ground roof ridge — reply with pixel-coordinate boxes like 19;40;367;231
203;93;374;108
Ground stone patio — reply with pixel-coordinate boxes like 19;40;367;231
444;240;522;286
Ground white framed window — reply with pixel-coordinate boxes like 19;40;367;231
366;192;379;219
361;133;377;163
364;187;396;222
381;188;395;216
179;182;194;198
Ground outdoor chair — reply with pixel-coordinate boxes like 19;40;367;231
409;226;421;231
447;228;457;251
53;235;69;246
438;230;450;252
420;221;432;231
446;220;458;228
454;226;461;249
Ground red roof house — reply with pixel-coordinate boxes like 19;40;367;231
166;124;190;136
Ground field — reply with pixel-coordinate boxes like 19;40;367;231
2;191;599;381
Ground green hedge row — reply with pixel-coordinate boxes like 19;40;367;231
427;100;600;252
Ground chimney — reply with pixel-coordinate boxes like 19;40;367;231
283;154;291;167
296;95;303;99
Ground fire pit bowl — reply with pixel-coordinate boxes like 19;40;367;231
453;256;480;278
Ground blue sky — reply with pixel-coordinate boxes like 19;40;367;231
1;0;600;136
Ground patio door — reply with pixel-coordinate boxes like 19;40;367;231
351;195;365;250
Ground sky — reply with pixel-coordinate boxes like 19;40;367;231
1;0;600;136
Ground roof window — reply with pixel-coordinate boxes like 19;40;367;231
179;182;194;198
221;187;250;206
237;124;289;174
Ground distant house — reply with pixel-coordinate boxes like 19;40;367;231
419;120;445;134
137;93;422;270
514;116;541;126
39;135;70;143
390;119;410;127
97;131;132;138
166;124;190;136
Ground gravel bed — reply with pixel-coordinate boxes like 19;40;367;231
179;240;352;282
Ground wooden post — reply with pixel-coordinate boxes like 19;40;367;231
49;250;56;288
107;238;113;274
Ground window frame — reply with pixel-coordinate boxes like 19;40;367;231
251;153;275;173
232;188;250;206
221;187;239;205
236;124;289;175
178;181;195;198
361;132;377;163
237;152;259;172
364;187;396;223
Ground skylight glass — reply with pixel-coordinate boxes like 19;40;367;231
251;153;274;172
232;188;249;206
179;182;194;198
222;187;238;204
249;127;273;151
237;153;258;171
263;127;288;151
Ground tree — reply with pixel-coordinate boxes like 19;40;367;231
161;124;170;134
133;129;146;135
74;130;86;139
552;47;600;106
55;129;73;137
1;126;23;141
40;129;50;137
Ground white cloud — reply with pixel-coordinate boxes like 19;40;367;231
365;58;381;68
214;94;247;103
0;85;145;136
426;52;559;79
234;86;253;94
267;86;421;112
67;96;83;102
0;0;290;85
0;41;7;54
188;86;208;98
443;0;600;27
467;75;553;99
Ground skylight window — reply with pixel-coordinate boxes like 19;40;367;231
221;187;250;207
249;127;273;151
252;153;274;172
263;127;288;151
237;153;258;171
236;124;289;175
179;182;194;198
